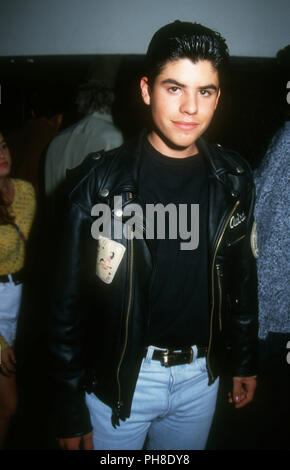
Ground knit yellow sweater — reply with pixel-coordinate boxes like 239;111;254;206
0;179;36;351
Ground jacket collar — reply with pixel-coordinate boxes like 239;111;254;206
98;130;145;197
197;137;244;178
100;130;242;197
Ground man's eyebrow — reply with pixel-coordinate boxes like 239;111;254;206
161;79;219;91
199;84;219;91
161;79;185;88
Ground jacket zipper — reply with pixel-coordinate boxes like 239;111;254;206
115;192;134;419
216;263;223;331
207;200;240;380
227;234;246;247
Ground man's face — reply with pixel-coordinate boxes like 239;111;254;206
140;58;220;157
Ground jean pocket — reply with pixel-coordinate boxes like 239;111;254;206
195;356;207;373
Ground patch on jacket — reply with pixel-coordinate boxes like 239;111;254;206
229;211;246;229
96;237;126;284
225;209;247;248
250;221;259;258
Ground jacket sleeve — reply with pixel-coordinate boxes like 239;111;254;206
230;172;259;377
47;194;93;438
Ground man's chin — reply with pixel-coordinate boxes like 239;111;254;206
156;128;198;152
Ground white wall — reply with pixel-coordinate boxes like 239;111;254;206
0;0;289;57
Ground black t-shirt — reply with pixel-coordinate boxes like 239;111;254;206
139;137;210;348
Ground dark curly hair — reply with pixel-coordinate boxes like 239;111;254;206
75;79;115;115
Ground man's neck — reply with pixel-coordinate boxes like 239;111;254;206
147;132;198;159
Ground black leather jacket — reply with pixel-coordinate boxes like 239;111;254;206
48;131;258;438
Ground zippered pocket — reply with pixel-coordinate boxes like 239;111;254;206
227;234;246;247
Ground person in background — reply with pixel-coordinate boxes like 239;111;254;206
44;79;123;214
0;130;36;448
251;44;290;449
6;90;63;198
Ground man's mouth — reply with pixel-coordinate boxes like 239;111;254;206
172;121;199;130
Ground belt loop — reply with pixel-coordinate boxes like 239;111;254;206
8;274;13;283
144;346;154;368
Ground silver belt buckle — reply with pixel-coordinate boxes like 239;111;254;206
161;348;194;367
161;349;170;367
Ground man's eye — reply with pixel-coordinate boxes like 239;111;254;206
168;86;181;94
200;89;210;96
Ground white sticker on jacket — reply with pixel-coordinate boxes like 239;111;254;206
96;237;126;284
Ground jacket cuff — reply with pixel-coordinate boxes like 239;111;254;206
52;391;93;439
233;375;258;379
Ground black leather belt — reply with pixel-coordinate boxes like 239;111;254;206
0;269;24;285
143;346;207;367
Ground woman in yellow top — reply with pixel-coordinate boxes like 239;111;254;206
0;130;36;448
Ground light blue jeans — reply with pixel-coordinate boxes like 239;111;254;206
0;278;22;346
85;345;219;450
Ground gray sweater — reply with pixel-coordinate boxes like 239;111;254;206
254;121;290;339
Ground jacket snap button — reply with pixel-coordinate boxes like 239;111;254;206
231;190;238;198
93;154;101;160
114;208;123;218
100;188;109;198
236;166;244;174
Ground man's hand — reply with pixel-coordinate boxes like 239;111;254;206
57;431;93;450
228;376;257;409
0;346;16;377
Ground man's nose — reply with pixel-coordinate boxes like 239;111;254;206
180;93;198;115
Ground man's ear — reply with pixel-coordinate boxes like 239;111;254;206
49;113;63;130
214;88;221;110
140;76;151;106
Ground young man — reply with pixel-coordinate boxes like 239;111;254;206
48;21;258;450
